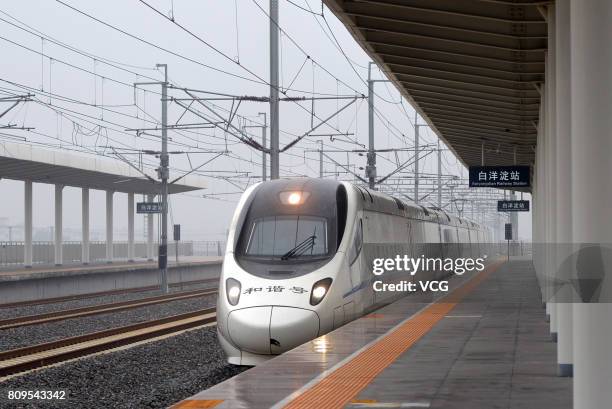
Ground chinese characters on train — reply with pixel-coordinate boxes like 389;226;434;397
242;286;308;295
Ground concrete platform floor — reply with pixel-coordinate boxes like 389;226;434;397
347;259;571;409
174;258;571;409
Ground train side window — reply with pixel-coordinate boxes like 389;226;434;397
348;219;363;265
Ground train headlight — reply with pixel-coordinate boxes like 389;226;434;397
226;278;241;306
310;278;332;306
279;191;310;205
288;192;301;205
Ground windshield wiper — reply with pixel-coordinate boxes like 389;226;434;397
281;235;316;260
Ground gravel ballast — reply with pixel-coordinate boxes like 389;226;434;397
0;294;217;351
0;326;247;409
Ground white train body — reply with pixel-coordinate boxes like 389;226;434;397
217;178;491;365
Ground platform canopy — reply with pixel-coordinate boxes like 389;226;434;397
0;142;207;194
324;0;546;168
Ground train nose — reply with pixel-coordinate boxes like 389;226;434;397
227;306;319;355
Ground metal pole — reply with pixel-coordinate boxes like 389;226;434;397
82;188;90;264
24;180;32;267
319;140;324;178
269;0;280;179
157;63;169;293
414;112;419;204
437;139;442;208
367;62;376;189
146;193;154;261
366;61;376;189
259;112;267;181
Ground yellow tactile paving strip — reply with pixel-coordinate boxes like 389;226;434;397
282;260;504;409
170;399;224;408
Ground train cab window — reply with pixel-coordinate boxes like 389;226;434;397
365;189;374;203
336;185;347;246
393;197;405;210
348;219;363;265
420;206;429;216
245;216;328;257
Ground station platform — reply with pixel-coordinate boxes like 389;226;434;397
172;258;571;409
0;256;223;305
0;256;222;282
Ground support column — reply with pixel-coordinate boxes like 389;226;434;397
106;190;113;263
147;194;154;261
24;180;33;267
534;84;547;304
82;188;90;264
54;184;63;266
546;5;558;341
555;0;573;377
269;0;280;179
127;192;135;262
571;1;612;407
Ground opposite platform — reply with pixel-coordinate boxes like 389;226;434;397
173;258;571;409
0;256;222;305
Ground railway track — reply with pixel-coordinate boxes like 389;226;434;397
0;308;217;378
0;277;219;309
0;287;218;330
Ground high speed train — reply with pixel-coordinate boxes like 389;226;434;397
217;178;492;365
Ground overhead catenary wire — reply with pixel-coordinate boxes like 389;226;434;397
5;1;465;199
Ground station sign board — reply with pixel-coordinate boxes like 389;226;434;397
505;223;513;240
497;200;530;212
136;202;162;214
469;166;530;188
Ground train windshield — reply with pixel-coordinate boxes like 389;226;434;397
245;216;328;258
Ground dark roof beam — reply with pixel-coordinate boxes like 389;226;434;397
381;55;543;79
345;10;546;41
389;63;541;87
351;0;546;24
361;25;546;53
427;113;536;133
419;104;539;122
368;39;545;63
412;95;539;116
423;110;535;130
435;124;535;141
400;81;539;104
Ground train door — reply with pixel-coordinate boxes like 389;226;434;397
406;219;413;256
346;217;365;320
348;218;363;291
